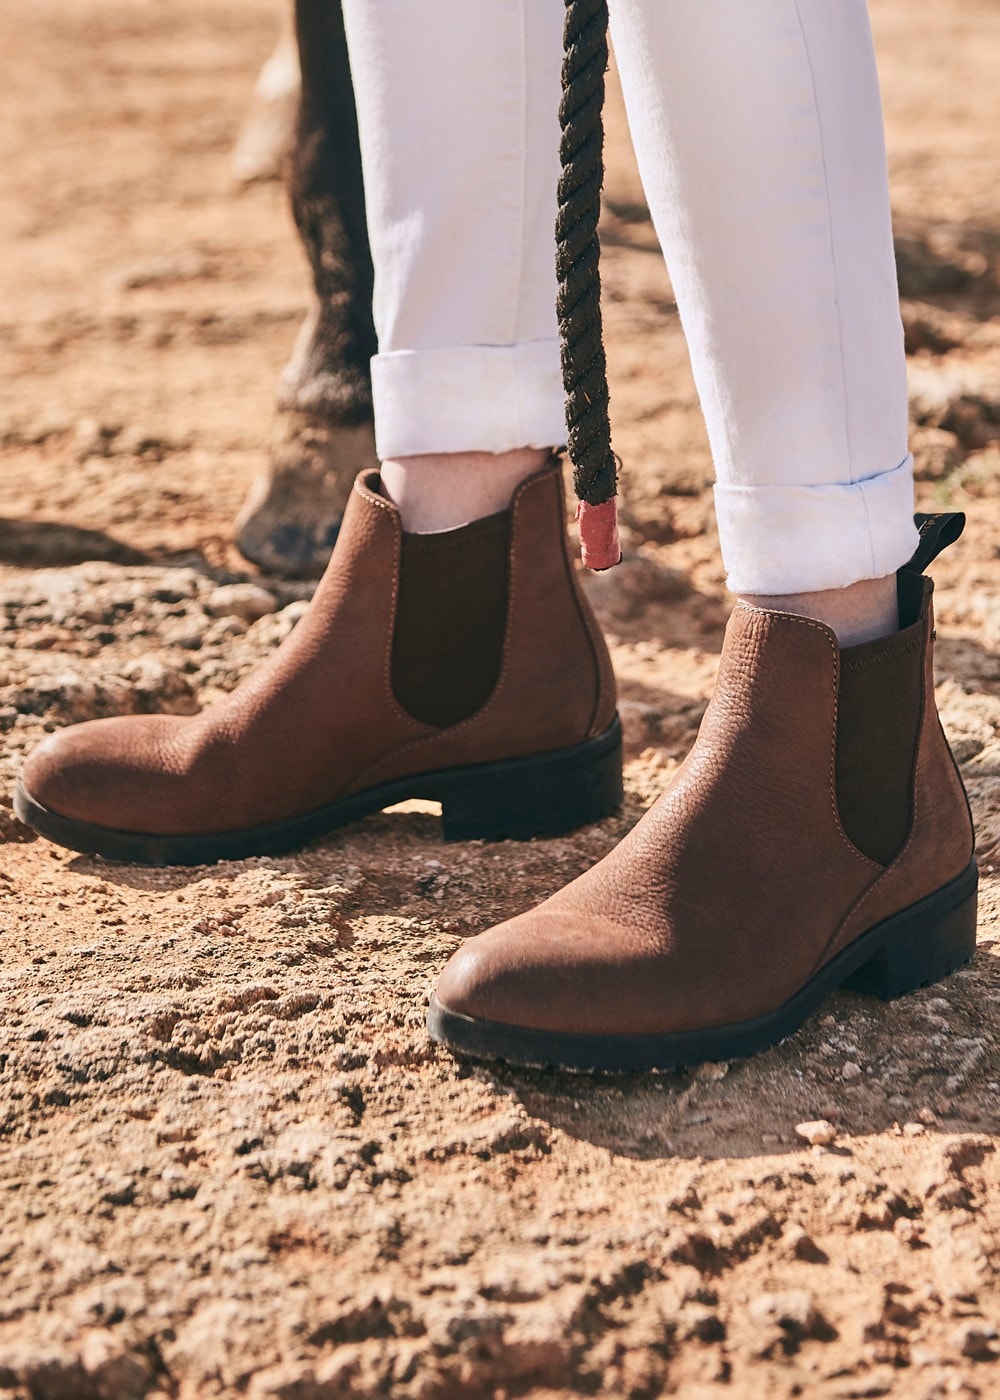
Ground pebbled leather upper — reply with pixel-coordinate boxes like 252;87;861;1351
20;464;616;838
436;581;974;1037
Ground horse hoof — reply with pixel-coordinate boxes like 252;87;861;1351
235;414;377;577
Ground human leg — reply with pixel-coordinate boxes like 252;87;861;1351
341;0;567;530
610;0;918;614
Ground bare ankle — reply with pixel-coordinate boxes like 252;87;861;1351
381;448;552;533
739;575;899;648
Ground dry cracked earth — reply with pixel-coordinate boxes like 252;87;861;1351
1;1;999;1396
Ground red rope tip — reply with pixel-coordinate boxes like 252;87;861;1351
576;496;621;571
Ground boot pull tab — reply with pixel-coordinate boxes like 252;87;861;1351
908;512;966;574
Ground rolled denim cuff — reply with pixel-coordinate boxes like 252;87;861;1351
714;455;919;594
371;340;565;458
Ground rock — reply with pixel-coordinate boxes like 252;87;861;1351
245;600;310;650
582;553;689;622
684;1308;726;1343
893;1218;925;1248
910;424;963;482
619;699;663;751
910;1344;943;1367
842;1062;862;1081
749;1290;820;1342
795;1119;837;1147
115;425;176;460
954;1322;999;1361
936;684;997;763
79;1329;158;1395
943;1135;994;1176
907;363;1000;450
954;448;1000;499
115;253;214;290
940;398;999;450
207;584;279;623
73;417;119;460
855;1194;907;1231
246;1362;321;1400
903;1122;926;1137
933;1182;973;1211
895;232;976;298
100;1175;137;1207
900;299;967;355
782;1224;828;1263
118;658;199;714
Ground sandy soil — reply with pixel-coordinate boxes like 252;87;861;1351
1;1;999;1395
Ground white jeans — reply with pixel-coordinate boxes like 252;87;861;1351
341;0;919;594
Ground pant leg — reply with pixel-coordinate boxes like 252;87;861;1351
341;0;566;460
608;0;918;593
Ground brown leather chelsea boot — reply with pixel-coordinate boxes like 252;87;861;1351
15;461;621;865
429;514;977;1072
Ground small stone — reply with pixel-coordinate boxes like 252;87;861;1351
906;363;999;448
116;425;172;459
894;1218;924;1248
900;300;966;355
795;1119;837;1147
934;1182;972;1211
582;552;689;622
903;1122;926;1137
954;1323;999;1361
783;1223;828;1263
207;583;278;623
749;1290;819;1340
73;416;118;460
79;1330;156;1389
116;252;213;289
842;1062;862;1081
687;1310;726;1343
918;1107;938;1126
619;699;662;750
100;1176;137;1207
910;1344;943;1367
911;424;963;481
693;1060;730;1083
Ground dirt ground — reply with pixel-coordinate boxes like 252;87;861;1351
1;1;999;1396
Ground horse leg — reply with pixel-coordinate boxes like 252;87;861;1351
236;0;377;576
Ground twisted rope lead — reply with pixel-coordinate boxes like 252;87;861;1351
557;0;620;570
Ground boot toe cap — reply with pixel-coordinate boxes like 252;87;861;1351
434;908;649;1037
19;716;188;833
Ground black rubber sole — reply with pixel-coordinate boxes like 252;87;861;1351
13;715;623;867
427;859;979;1073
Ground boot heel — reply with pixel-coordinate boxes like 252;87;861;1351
845;865;978;1001
438;716;623;842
